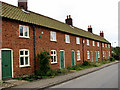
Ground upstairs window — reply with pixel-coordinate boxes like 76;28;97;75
105;44;107;48
102;43;104;47
19;25;29;38
51;50;57;64
87;51;90;59
19;49;30;67
108;44;110;48
50;31;56;41
65;35;70;43
77;50;80;61
87;39;89;46
93;41;95;46
97;42;99;47
76;37;80;44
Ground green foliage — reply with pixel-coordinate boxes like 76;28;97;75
92;62;102;67
82;61;90;66
36;51;51;76
110;57;115;61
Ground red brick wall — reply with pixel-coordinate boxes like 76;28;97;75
2;18;111;77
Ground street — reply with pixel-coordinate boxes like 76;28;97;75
50;63;118;88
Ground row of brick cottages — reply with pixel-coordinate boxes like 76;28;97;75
0;1;111;80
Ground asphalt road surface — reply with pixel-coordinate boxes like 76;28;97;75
50;63;118;88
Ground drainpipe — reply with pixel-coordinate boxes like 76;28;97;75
33;25;36;75
82;38;85;62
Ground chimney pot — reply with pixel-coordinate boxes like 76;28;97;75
65;15;73;26
88;25;92;33
67;16;68;19
69;15;71;18
18;0;28;10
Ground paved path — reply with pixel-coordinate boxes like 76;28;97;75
50;63;118;88
9;61;118;89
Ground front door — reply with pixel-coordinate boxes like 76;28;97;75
95;51;97;62
1;50;12;79
91;51;93;62
60;51;65;69
71;51;75;66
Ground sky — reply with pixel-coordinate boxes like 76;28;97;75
1;0;119;47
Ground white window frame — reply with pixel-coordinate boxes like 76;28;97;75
87;39;89;46
97;42;99;47
98;51;100;58
77;50;81;61
65;34;70;43
109;51;110;57
105;44;107;48
50;31;57;41
102;43;104;47
87;51;90;59
76;37;80;44
19;25;29;38
108;44;110;48
19;49;30;67
93;41;95;46
51;50;57;64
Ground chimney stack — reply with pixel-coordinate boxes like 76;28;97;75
100;31;104;37
65;15;73;26
18;0;28;11
88;25;92;33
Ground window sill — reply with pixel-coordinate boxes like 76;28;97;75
66;42;70;44
20;65;30;68
50;40;57;42
77;60;81;61
51;62;57;64
19;36;30;39
76;43;80;45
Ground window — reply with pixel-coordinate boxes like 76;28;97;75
77;50;80;61
108;44;110;48
105;44;107;48
98;51;100;58
51;50;57;64
87;39;89;46
19;25;29;38
93;41;95;46
76;37;80;44
87;51;90;59
19;49;30;67
102;43;104;47
97;42;99;47
103;51;104;57
65;35;70;43
50;31;56;41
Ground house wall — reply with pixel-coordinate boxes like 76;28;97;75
2;18;111;78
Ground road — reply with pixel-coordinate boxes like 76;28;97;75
50;63;118;88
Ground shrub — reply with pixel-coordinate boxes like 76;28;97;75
93;62;101;67
110;57;115;61
36;51;51;76
82;61;90;66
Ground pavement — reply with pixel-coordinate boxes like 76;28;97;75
1;61;119;89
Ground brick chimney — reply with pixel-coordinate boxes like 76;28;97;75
18;0;28;11
100;31;104;37
88;25;92;33
65;15;73;26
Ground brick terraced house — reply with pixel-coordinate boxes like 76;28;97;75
0;0;111;80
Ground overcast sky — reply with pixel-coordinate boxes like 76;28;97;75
1;0;119;47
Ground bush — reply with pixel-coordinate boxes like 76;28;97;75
82;61;90;66
36;51;51;76
93;62;102;67
110;57;115;61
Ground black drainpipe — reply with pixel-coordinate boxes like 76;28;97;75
33;25;36;75
82;38;84;62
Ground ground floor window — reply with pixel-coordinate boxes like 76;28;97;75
98;51;100;58
87;51;90;59
77;50;80;61
51;50;57;64
19;49;30;67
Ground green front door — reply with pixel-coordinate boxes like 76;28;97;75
91;51;93;62
60;51;65;69
71;51;75;66
95;51;97;62
1;50;12;79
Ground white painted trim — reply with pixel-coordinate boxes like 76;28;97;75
50;50;57;64
0;48;14;79
60;50;65;69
